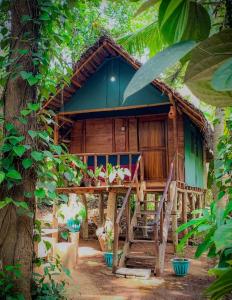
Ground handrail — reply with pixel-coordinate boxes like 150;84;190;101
116;155;141;225
58;151;141;156
154;155;176;225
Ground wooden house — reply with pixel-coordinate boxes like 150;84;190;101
43;36;212;276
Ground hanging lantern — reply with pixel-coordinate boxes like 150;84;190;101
168;105;176;119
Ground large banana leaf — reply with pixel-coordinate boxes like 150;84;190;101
185;29;232;107
124;40;196;100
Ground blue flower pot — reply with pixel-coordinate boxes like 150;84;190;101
171;258;190;276
104;252;122;268
67;218;81;233
104;252;113;267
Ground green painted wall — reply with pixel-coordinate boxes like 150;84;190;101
61;57;169;112
184;117;204;188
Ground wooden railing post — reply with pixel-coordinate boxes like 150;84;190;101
112;196;119;273
140;154;144;181
171;181;178;253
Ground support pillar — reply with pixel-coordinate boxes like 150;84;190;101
98;193;104;227
171;183;178;253
106;192;117;223
80;194;88;240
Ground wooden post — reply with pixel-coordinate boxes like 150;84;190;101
70;231;80;266
140;154;145;181
51;203;58;259
80;194;88;240
98;193;104;227
125;197;130;242
106;192;116;223
154;193;160;276
54;115;59;145
183;191;188;236
171;182;178;253
112;196;118;273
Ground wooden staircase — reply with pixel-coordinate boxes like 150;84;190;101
113;155;177;278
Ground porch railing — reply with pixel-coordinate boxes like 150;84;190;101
73;151;142;182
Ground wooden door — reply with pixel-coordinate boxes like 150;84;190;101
85;119;113;153
139;118;167;180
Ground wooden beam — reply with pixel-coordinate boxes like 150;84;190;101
58;115;74;125
41;44;105;110
54;115;59;144
71;78;82;88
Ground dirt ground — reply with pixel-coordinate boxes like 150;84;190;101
60;239;213;300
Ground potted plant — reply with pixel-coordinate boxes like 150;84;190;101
171;246;190;276
93;165;104;186
96;220;121;267
57;195;86;233
115;166;131;185
82;169;93;187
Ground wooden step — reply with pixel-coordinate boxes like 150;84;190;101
115;267;151;279
126;254;156;260
133;225;154;230
130;239;154;244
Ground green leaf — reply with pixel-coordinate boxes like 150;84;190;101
27;75;39;86
135;0;160;16
34;188;46;198
20;71;32;80
124;40;196;100
31;151;43;161
160;0;185;28
185;29;232;107
44;240;52;251
22;158;33;169
0;197;13;209
212;58;232;91
61;231;69;240
195;228;214;258
0;171;5;184
27;103;40;111
176;217;204;233
28;130;37;139
214;223;232;252
13;145;27;157
6;170;22;180
20;109;31;116
13;201;29;210
159;0;189;44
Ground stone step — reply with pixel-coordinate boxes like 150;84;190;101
115;267;151;279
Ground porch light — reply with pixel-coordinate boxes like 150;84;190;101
110;76;116;82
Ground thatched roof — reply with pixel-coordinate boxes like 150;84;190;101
43;35;213;151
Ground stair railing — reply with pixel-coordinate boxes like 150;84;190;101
154;155;176;275
112;154;142;273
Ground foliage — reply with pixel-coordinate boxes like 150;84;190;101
123;0;232;107
96;220;114;252
177;113;232;299
124;40;196;100
32;256;70;300
0;264;24;300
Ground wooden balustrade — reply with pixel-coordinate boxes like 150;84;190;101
72;151;142;182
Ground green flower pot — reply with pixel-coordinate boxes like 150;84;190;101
171;258;190;276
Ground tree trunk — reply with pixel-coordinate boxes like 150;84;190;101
0;1;39;298
213;108;226;216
